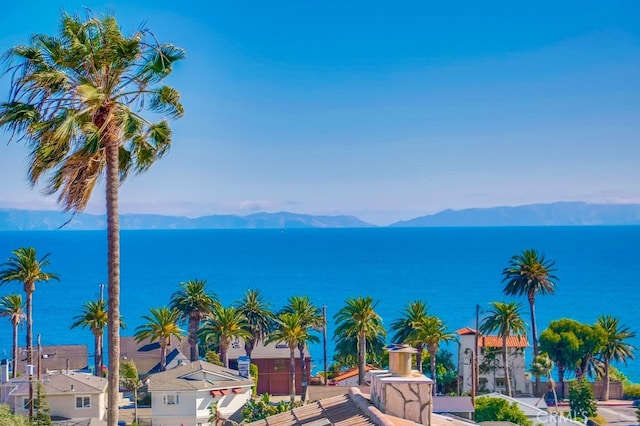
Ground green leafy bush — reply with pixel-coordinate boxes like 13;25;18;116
475;396;532;426
624;384;640;399
569;379;597;420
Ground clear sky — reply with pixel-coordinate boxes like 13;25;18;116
1;1;639;225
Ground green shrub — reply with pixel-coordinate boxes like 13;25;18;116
569;379;597;420
624;384;640;400
250;363;259;396
475;396;532;426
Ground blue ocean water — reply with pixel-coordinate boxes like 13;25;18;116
0;227;638;382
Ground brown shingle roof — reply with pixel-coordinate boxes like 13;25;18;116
227;340;310;360
17;345;88;373
4;370;107;396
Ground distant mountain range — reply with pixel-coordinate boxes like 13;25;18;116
390;201;640;227
1;201;639;230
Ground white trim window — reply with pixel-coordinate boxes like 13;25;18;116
163;393;179;405
75;395;91;409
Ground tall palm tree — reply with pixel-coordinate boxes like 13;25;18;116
502;249;557;359
390;300;430;372
502;249;557;394
480;301;527;397
266;312;315;404
0;247;58;419
169;279;218;362
281;296;322;396
0;293;25;379
0;13;184;425
235;289;274;358
596;315;636;401
70;299;114;377
334;296;386;385
199;306;250;368
134;307;183;372
416;316;456;395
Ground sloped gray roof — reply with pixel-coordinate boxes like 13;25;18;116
433;396;475;414
4;370;107;396
147;360;253;392
120;336;190;375
227;340;310;360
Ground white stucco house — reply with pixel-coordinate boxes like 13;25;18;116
0;370;107;422
147;360;254;426
457;327;531;395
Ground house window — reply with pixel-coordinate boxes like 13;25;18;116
273;359;285;371
495;378;506;388
23;397;30;410
163;393;179;405
75;396;91;409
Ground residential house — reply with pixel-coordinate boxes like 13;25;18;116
433;396;475;420
329;365;375;386
147;360;253;426
457;328;531;395
1;370;107;422
227;340;311;396
16;344;89;375
120;336;190;376
248;345;477;426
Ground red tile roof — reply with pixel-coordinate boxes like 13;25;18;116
480;335;529;348
456;328;529;348
332;365;375;383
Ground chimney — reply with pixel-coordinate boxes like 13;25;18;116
370;344;433;425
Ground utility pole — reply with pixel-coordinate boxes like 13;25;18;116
471;351;476;407
322;305;327;386
475;304;480;397
99;283;105;302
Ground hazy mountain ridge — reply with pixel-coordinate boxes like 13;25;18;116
390;202;640;227
1;202;640;230
0;209;374;230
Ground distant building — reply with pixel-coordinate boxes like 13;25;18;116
1;370;107;422
16;344;88;375
147;360;253;426
120;336;190;375
330;365;375;386
227;340;311;396
457;328;531;395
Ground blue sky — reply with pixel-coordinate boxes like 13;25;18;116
1;2;639;225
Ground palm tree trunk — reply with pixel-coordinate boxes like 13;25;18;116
298;344;308;398
603;359;610;401
160;341;167;372
188;317;198;362
416;343;423;373
245;337;256;358
358;332;366;386
289;347;296;404
95;332;103;377
133;388;138;425
11;322;18;379
429;345;437;396
503;338;512;397
528;295;540;395
106;133;121;426
25;287;34;420
220;338;230;368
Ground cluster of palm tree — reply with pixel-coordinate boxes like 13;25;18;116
129;283;325;404
0;247;58;420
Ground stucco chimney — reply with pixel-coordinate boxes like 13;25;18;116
370;344;433;425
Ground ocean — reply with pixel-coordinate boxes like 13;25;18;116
0;226;638;382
